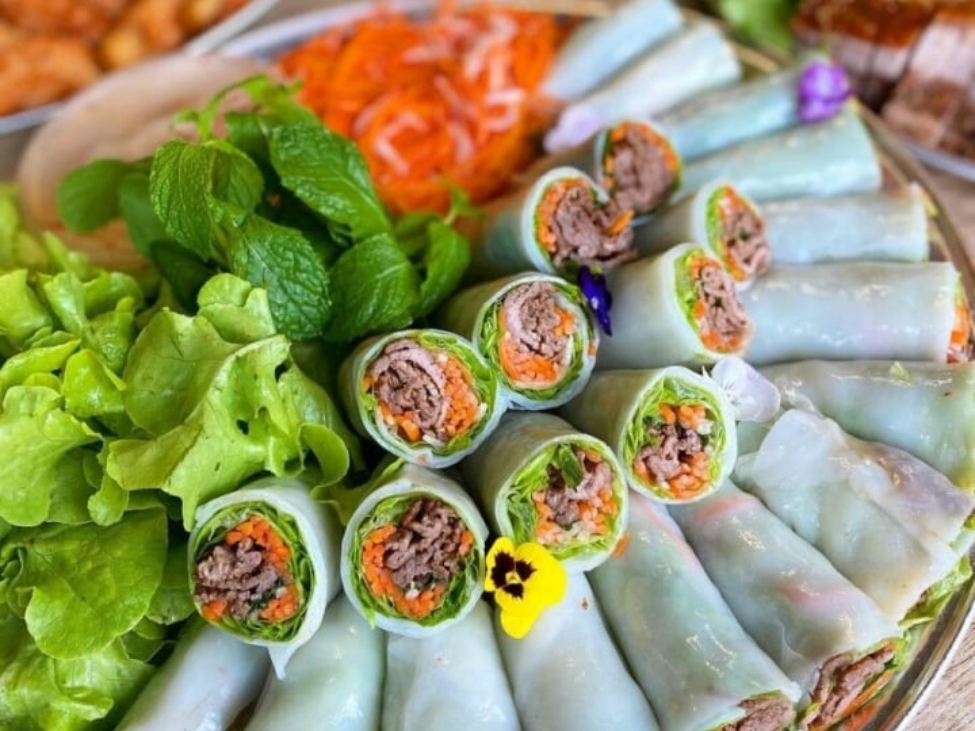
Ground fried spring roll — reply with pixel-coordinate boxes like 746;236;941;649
560;367;737;503
634;180;770;284
598;243;754;369
436;274;597;410
462;412;628;571
671;483;903;731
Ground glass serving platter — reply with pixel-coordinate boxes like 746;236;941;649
225;2;972;729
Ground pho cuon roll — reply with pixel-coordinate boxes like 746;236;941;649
560;367;737;503
634;179;770;284
340;463;489;637
470;166;636;280
597;243;753;369
188;476;341;677
462;412;628;572
339;329;505;468
437;273;597;410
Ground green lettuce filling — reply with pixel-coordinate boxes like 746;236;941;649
348;493;482;627
359;332;498;456
503;439;622;562
903;556;973;630
705;187;726;266
190;502;314;642
674;247;711;350
622;376;727;499
478;280;592;403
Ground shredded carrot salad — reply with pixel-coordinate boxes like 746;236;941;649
362;522;474;618
498;304;576;386
689;256;746;353
532;450;618;546
201;516;299;623
277;3;564;214
633;403;712;500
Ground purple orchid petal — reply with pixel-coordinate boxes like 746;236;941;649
798;61;853;124
544;104;603;153
578;266;612;336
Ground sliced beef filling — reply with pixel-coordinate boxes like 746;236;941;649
194;537;288;621
607;125;676;213
637;421;705;487
721;697;795;731
696;261;751;350
500;282;571;386
541;451;613;527
717;191;771;280
802;644;897;730
547;183;636;270
382;498;466;590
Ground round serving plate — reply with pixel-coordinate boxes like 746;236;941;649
222;5;975;731
0;0;279;178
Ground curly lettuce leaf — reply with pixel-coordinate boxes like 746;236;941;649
0;509;168;660
903;556;973;630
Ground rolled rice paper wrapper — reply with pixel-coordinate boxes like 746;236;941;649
597;243;754;368
436;273;597;410
497;572;662;731
742;261;958;365
470;166;634;280
245;596;384;731
634;179;770;284
462;412;628;571
189;477;342;678
340;463;489;638
553;23;741;139
675;108;882;202
591;493;800;731
339;329;505;468
527;120;682;217
382;601;520;731
541;0;683;101
115;622;270;731
559;367;737;503
761;360;975;489
761;185;929;264
735;409;969;625
671;482;902;727
659;53;826;160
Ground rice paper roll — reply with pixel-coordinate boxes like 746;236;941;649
382;600;520;731
590;492;800;731
735;409;969;626
245;596;384;731
671;482;903;731
436;274;597;410
470;166;635;280
762;186;929;264
659;54;825;160
675;109;882;202
560;367;737;503
462;412;627;572
339;329;505;468
634;180;770;284
597;243;754;368
541;0;683;101
497;572;662;731
742;261;961;365
189;476;341;677
115;621;270;731
340;463;488;637
551;23;741;143
761;360;975;489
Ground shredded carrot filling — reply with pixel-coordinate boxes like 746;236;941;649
530;448;619;546
716;186;749;281
949;300;972;363
276;2;564;214
603;121;680;190
498;304;576;385
688;256;746;353
633;403;712;500
201;516;297;623
808;667;896;731
361;523;474;619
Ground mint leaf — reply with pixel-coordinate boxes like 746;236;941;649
57;159;132;233
555;444;585;489
213;202;331;340
269;124;392;243
117;170;169;259
413;220;470;318
322;236;418;343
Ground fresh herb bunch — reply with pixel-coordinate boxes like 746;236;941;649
57;77;477;343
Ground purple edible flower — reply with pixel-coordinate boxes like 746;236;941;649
578;266;613;336
797;61;853;124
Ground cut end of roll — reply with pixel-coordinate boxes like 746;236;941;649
800;643;897;731
708;184;770;283
602;121;680;215
684;252;753;354
498;281;575;391
721;696;795;731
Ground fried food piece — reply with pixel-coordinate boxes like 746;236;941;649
0;0;131;43
0;33;100;115
180;0;249;32
97;0;186;69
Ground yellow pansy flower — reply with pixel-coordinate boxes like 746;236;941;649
484;537;567;639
